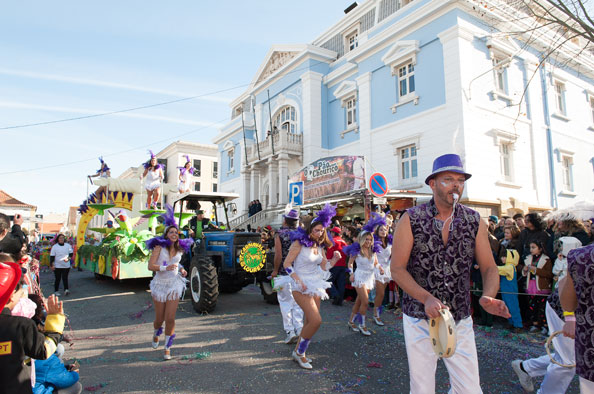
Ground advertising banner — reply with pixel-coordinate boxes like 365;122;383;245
289;156;365;203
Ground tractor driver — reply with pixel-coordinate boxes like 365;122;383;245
188;210;218;241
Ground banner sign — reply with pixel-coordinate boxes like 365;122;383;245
289;156;366;203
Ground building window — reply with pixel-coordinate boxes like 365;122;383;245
398;62;415;100
400;145;418;181
213;162;218;179
499;143;513;181
345;30;358;52
193;159;201;177
589;96;594;124
554;81;566;115
194;182;201;192
212;184;218;192
272;106;297;134
346;97;357;127
227;149;234;173
561;155;573;191
493;57;507;94
157;159;168;184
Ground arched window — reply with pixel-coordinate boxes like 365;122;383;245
272;106;297;134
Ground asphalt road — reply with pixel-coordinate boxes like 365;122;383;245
39;268;580;393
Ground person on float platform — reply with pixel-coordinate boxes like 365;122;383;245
283;204;341;370
141;150;164;209
560;242;594;393
271;205;304;345
391;153;510;393
0;259;66;394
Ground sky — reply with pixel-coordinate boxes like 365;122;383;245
0;1;348;215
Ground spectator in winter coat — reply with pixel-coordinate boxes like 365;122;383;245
514;213;526;231
0;213;26;258
34;353;81;394
519;213;550;260
327;227;347;306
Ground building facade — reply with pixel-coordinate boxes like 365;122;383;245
0;190;37;233
214;0;594;220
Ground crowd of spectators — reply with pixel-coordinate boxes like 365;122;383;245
0;213;81;394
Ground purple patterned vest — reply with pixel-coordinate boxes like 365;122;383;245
402;199;480;321
276;227;294;276
567;243;594;382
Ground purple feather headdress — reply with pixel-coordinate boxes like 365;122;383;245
311;203;336;228
143;150;163;170
161;204;177;228
362;213;387;234
184;154;190;164
96;156;110;173
290;227;315;247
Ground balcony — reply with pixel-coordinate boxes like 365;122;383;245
245;129;302;162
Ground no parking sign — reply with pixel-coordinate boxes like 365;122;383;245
368;172;388;197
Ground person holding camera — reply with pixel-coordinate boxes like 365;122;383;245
0;213;26;258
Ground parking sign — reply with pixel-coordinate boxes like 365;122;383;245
288;182;304;206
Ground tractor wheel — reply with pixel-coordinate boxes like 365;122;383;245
259;280;278;305
189;256;218;313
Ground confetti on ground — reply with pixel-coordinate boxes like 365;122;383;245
180;351;211;360
84;382;108;391
367;361;382;368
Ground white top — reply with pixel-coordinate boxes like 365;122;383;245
50;243;73;269
146;169;162;183
376;243;391;267
293;245;323;277
153;246;182;281
355;254;375;272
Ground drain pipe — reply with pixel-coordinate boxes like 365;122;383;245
539;59;558;208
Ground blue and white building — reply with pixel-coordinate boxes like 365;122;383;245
214;0;594;222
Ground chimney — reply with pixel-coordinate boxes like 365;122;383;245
344;2;358;14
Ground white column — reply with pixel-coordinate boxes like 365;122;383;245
241;166;251;214
301;71;324;165
254;103;263;144
250;165;260;202
356;72;372;163
268;158;278;207
278;153;289;206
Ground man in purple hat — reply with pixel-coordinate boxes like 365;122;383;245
391;153;509;393
272;206;304;344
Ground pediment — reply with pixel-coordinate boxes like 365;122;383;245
254;51;300;85
487;35;520;58
333;80;357;101
381;40;420;69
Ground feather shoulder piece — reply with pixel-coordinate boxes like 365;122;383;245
386;233;393;245
344;242;361;257
372;241;382;254
290;227;315;247
145;237;171;250
179;238;194;252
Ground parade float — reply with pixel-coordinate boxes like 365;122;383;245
75;177;175;280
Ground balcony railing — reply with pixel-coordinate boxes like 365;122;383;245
245;129;302;162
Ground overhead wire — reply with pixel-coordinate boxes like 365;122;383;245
0;58;333;176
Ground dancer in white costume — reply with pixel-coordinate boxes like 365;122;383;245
272;206;304;344
145;206;192;360
283;204;340;369
345;228;383;336
142;150;164;209
373;221;392;326
177;155;195;194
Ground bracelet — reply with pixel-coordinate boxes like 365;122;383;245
565;316;576;322
159;265;167;272
563;311;575;317
285;266;293;274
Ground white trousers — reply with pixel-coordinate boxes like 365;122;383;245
580;377;594;393
403;314;482;394
523;303;575;394
277;280;304;333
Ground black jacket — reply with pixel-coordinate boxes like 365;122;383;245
0;308;62;394
0;224;25;255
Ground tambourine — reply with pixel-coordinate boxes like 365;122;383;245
429;308;457;358
545;331;576;368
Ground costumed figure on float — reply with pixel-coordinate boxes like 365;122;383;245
177;155;194;194
88;157;111;198
145;205;192;360
141;150;164;209
283;203;341;369
344;216;384;336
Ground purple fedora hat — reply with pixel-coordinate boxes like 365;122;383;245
424;154;472;185
283;208;300;220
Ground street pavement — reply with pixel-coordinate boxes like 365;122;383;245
40;269;580;393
